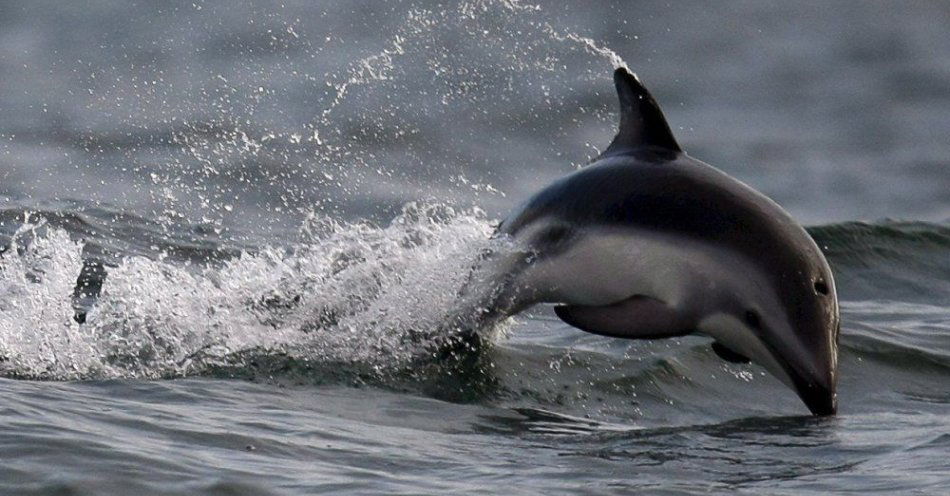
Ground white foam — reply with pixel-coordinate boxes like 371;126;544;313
0;0;634;380
0;223;102;378
0;204;496;380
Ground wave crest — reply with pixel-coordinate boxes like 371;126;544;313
0;203;495;380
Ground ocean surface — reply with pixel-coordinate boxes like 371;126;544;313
1;1;948;494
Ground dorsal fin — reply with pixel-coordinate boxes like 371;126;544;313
600;67;681;158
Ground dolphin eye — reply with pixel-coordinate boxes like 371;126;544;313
744;310;761;329
814;281;829;295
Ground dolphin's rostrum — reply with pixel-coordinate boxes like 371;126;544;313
476;67;840;416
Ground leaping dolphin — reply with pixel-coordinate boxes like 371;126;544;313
471;67;839;416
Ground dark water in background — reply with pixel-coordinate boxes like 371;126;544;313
0;1;948;494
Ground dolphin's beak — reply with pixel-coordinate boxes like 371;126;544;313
771;334;838;416
704;313;839;415
791;371;837;416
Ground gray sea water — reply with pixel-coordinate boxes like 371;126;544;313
1;1;948;494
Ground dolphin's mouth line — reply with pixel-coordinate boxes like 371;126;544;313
759;338;837;416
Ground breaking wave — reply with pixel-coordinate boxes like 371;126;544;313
1;209;947;385
0;203;498;380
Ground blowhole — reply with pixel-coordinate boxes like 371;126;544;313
814;281;829;295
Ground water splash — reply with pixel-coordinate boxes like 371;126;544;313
0;0;635;380
0;221;100;378
314;0;625;130
163;0;629;226
0;204;495;380
540;23;627;70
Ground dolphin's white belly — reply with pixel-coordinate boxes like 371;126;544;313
515;225;717;309
507;223;797;388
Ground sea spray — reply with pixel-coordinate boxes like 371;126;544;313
0;203;496;380
165;0;629;228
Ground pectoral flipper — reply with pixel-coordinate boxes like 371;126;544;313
554;295;692;340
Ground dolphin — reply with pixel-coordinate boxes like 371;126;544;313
471;67;839;416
